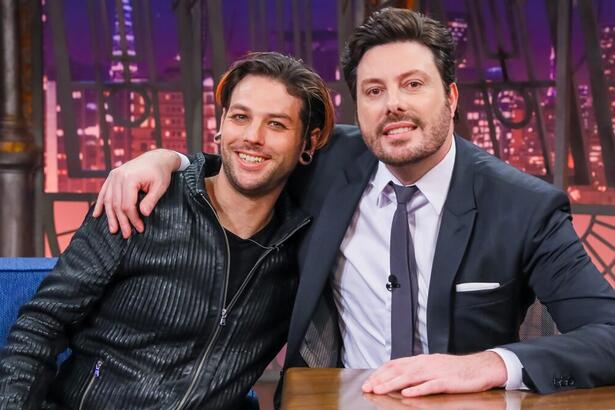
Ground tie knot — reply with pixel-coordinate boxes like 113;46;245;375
390;183;418;204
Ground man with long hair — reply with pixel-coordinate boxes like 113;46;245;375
0;52;334;409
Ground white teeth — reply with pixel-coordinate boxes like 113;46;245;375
239;153;264;163
387;126;413;135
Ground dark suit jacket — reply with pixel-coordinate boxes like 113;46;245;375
284;124;615;394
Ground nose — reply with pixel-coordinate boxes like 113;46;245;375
385;89;408;114
243;123;265;145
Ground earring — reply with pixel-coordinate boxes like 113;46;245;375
213;132;221;143
300;151;313;165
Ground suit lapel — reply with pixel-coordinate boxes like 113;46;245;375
286;149;378;360
427;136;478;353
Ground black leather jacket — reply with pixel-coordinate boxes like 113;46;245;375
0;153;309;410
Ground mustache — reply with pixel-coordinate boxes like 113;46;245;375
228;142;267;154
376;113;424;135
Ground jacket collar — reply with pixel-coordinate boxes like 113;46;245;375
287;147;377;358
183;152;311;243
427;134;478;353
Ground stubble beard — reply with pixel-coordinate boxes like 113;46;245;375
220;143;291;198
361;102;452;167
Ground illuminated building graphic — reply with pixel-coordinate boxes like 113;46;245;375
109;0;138;81
448;14;469;68
42;2;614;266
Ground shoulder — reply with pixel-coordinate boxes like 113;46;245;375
291;124;368;178
310;124;370;174
456;137;568;209
287;124;370;206
318;124;368;159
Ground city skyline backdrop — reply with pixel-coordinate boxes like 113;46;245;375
40;1;614;276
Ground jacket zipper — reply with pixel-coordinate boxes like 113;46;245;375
173;193;231;410
223;219;310;315
79;359;103;410
173;192;309;410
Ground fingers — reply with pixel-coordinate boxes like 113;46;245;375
401;379;447;398
94;149;179;236
372;378;410;395
372;374;421;395
110;173;133;239
362;381;374;393
363;360;422;395
363;367;391;392
103;177;119;234
93;177;109;218
366;353;506;399
139;177;167;217
122;180;144;233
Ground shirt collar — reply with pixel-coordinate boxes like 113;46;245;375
370;136;456;215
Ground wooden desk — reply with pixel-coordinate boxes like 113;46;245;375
281;368;615;409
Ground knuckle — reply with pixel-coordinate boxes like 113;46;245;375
433;379;446;391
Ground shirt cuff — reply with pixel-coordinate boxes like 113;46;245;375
175;151;190;171
487;348;529;390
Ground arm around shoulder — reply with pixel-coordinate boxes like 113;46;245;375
92;148;183;238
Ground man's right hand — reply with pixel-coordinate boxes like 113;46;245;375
92;149;182;238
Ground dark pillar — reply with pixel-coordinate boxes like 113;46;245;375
0;0;39;256
553;0;571;190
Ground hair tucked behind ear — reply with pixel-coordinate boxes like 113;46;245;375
216;52;335;150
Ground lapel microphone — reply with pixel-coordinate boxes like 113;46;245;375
386;275;400;291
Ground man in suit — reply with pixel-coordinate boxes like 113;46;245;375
93;8;615;396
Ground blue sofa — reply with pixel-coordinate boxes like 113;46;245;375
0;257;58;345
0;257;259;409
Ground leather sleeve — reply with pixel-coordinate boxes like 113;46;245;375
502;192;615;393
0;208;129;409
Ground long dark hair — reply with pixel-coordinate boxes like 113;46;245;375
216;52;335;150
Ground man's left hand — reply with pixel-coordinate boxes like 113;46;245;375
362;351;507;397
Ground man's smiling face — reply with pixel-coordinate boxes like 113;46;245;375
218;74;305;197
356;41;457;170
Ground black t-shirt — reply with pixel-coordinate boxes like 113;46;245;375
224;213;279;300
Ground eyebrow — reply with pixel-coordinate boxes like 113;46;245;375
359;69;429;86
229;103;294;122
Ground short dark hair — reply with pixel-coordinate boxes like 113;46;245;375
215;52;335;150
341;8;458;120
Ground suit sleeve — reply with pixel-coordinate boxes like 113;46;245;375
0;208;129;409
501;191;615;393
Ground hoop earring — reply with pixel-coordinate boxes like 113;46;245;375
300;151;313;165
213;132;221;143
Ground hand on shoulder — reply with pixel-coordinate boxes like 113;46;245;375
92;149;181;238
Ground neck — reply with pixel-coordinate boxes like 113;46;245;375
387;132;453;186
205;172;281;239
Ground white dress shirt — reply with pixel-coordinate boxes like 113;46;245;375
328;139;525;389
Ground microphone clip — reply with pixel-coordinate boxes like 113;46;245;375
386;275;400;292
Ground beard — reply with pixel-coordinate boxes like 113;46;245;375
219;142;294;198
360;101;452;166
